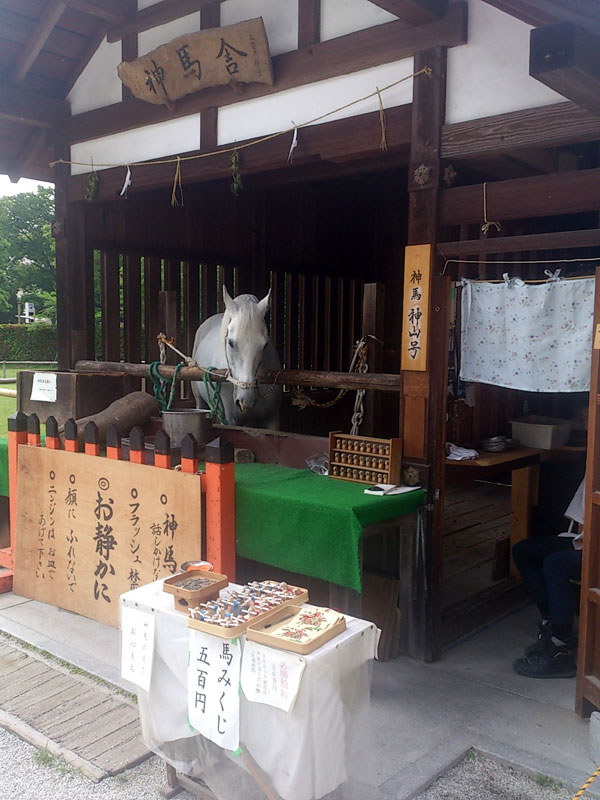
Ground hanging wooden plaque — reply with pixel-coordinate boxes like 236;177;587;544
401;244;432;372
13;447;203;627
117;18;273;109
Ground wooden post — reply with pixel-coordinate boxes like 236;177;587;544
129;426;145;465
84;421;100;457
1;411;28;574
64;418;79;453
45;416;61;450
158;291;179;366
361;282;386;436
154;429;172;469
181;433;199;474
204;436;235;579
404;47;449;661
106;424;122;460
27;413;41;447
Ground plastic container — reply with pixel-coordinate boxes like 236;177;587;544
510;416;572;450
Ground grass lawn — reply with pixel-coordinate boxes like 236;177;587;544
0;365;56;438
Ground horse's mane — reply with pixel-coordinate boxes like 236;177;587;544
220;294;264;339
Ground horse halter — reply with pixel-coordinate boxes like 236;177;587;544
223;334;259;390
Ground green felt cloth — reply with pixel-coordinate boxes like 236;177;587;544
233;463;424;592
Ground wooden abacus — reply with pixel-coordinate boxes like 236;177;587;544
328;432;402;485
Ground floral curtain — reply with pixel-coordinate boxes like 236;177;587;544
459;275;595;392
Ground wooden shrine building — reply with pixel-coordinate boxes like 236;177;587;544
3;0;600;710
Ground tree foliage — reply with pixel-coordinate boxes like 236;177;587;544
0;186;55;322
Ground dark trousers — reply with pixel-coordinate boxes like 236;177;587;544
512;536;582;643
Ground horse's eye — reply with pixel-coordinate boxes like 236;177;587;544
228;339;235;349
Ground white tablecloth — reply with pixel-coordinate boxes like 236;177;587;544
121;580;379;800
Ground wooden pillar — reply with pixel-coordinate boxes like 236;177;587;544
204;437;236;579
53;139;95;370
361;283;385;436
2;411;28;574
404;47;449;661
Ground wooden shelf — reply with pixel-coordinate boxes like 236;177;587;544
329;432;402;485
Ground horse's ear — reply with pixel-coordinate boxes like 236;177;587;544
223;285;238;315
257;289;271;318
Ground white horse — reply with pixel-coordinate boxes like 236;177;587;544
191;286;282;429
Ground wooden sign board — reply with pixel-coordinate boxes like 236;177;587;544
13;447;203;627
118;18;273;108
401;244;432;372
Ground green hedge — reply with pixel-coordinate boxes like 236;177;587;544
0;324;57;361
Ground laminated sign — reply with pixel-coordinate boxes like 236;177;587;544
118;18;274;108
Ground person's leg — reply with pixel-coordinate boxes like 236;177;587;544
512;536;576;619
543;548;582;643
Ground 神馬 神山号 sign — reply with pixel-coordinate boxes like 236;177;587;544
117;18;274;108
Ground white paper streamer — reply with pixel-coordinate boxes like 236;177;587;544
120;165;132;197
287;123;298;163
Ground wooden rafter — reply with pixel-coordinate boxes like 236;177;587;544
530;23;600;117
62;0;127;24
107;0;217;43
14;1;67;83
367;0;448;24
8;129;47;183
0;84;69;128
65;2;467;144
62;22;108;98
298;0;321;48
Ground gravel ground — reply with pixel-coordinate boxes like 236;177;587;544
415;751;579;800
0;726;196;800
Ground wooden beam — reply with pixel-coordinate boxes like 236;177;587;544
441;101;600;160
0;84;69;128
14;1;67;83
107;0;216;43
439;228;600;258
65;2;467;144
440;168;600;226
62;0;126;23
8;129;47;183
367;0;448;24
68;103;412;201
298;0;321;48
199;1;220;151
530;23;600;117
489;0;600;32
481;0;558;28
121;0;137;103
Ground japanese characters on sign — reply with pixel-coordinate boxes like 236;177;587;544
117;18;274;109
401;244;432;372
120;603;156;692
14;448;202;627
240;639;306;713
188;630;242;752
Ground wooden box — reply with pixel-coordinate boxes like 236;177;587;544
163;570;229;612
247;605;346;654
328;432;403;485
187;581;309;639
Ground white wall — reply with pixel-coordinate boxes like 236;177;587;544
70;115;201;175
139;13;201;55
221;0;297;56
446;0;563;124
218;58;413;145
321;0;396;40
68;38;122;115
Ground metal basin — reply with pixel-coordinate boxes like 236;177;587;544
161;409;213;448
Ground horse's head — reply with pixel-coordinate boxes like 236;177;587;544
221;286;271;416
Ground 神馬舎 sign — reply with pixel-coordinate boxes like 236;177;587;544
13;447;203;627
117;18;273;108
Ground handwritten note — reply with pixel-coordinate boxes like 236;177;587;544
120;604;156;692
30;372;57;402
188;630;242;751
241;639;306;713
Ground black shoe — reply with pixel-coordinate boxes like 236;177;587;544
524;619;552;657
514;641;576;679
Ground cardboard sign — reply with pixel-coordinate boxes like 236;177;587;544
120;603;156;692
188;629;242;751
401;244;432;372
241;639;305;713
118;18;273;108
14;447;203;627
30;372;57;402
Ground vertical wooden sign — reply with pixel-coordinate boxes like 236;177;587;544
14;448;203;627
401;244;432;372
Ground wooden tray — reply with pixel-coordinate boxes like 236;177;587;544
246;604;346;654
186;581;309;638
163;570;229;612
